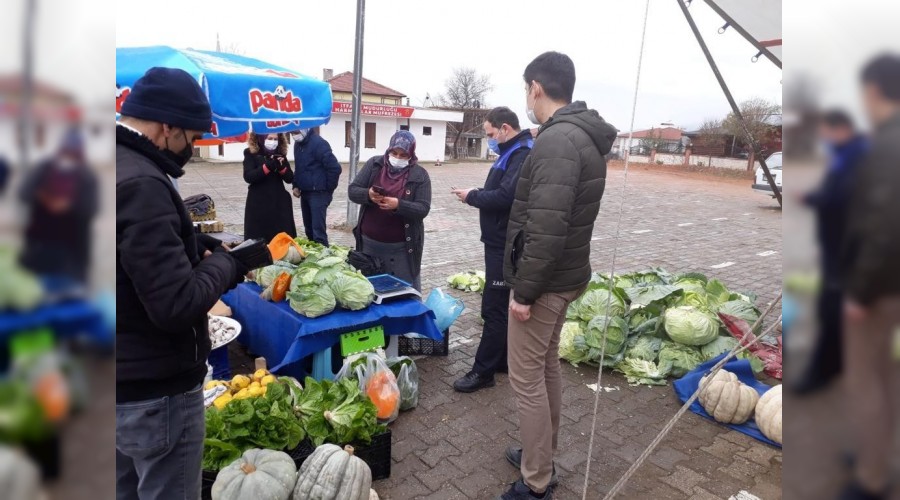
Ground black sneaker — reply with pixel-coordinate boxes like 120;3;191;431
453;371;495;393
839;481;887;500
496;478;553;500
505;446;559;487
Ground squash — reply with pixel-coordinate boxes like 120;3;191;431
698;369;759;424
369;489;379;500
211;449;296;500
272;273;292;302
268;233;305;262
294;444;372;500
0;446;40;500
755;384;782;444
365;371;400;421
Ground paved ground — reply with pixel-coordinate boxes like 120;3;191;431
176;159;783;500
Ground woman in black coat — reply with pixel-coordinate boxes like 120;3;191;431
243;132;296;241
348;130;431;290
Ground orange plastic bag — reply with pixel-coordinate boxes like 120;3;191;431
268;233;305;262
366;370;400;421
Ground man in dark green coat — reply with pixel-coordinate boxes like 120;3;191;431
498;52;618;500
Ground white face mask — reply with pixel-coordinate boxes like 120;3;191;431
526;85;541;125
264;138;279;150
388;156;410;168
293;129;308;142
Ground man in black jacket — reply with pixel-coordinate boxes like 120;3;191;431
291;127;342;245
451;106;532;393
116;67;248;500
838;54;900;500
500;52;617;500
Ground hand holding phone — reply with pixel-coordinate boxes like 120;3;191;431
373;186;387;195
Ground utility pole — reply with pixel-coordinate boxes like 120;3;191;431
346;0;366;228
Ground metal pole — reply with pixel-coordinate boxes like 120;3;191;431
676;0;782;206
346;0;366;228
19;0;36;172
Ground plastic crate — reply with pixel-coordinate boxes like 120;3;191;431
201;469;217;500
208;345;231;380
397;329;450;356
288;430;392;480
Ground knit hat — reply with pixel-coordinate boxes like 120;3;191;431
120;67;213;132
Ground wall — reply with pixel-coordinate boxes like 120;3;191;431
408;118;446;163
627;152;751;171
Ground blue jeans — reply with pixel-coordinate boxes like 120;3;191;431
116;385;204;500
300;191;332;245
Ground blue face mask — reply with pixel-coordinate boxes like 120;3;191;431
487;138;500;154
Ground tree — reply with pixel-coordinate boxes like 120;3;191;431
439;68;492;158
722;97;782;161
637;128;669;154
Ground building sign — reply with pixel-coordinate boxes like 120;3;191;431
332;101;414;118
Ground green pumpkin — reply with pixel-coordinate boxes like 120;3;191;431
0;447;40;500
211;449;297;500
294;444;372;500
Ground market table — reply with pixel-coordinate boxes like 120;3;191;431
221;282;442;378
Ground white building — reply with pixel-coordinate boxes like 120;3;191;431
200;70;462;164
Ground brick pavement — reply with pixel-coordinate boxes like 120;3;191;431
177;159;783;499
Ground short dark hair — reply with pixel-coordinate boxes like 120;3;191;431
484;106;521;131
861;53;900;101
820;109;855;130
524;51;576;103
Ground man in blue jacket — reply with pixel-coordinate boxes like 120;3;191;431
291;128;341;245
451;106;532;393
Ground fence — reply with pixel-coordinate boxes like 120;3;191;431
625;149;754;171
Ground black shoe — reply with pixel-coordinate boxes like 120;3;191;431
453;372;495;393
505;446;559;487
496;478;553;500
839;481;887;500
790;371;838;395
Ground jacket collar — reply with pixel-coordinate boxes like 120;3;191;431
116;124;186;179
497;129;533;154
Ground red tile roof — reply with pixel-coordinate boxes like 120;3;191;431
617;126;683;141
0;75;73;102
327;71;406;98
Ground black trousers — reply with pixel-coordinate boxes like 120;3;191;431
804;282;843;379
300;192;332;246
472;246;509;376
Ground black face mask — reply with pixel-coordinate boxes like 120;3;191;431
163;128;194;167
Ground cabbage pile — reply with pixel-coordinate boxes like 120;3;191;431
0;247;44;311
447;271;486;293
558;268;765;385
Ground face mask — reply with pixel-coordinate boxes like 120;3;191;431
526;86;541;125
388;156;409;168
57;157;78;171
164;128;194;167
487;138;499;155
264;139;279;151
294;129;309;142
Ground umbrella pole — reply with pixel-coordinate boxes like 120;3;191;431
346;0;366;229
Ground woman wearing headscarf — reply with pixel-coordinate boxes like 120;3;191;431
243;132;296;241
348;130;431;290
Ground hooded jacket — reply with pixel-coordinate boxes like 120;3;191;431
116;125;241;403
503;101;617;304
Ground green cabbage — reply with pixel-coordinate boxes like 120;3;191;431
559;321;593;366
614;358;667;386
624;335;663;361
657;341;704;378
664;306;719;346
293;265;321;287
288;285;336;318
717;300;760;328
328;244;352;261
329;270;375;311
254;262;297;288
700;336;740;360
585;315;629;356
569;287;628;322
447;271;486;293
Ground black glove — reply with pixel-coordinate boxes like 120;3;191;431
229;238;273;271
197;233;221;254
213;246;250;284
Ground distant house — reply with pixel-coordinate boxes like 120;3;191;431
684;114;782;158
612;124;684;156
0;75;82;163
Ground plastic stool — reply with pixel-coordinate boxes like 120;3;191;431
312;346;339;381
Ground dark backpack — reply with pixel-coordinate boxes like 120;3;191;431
348;250;384;277
183;194;216;221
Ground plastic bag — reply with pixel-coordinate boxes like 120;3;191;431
386;357;419;411
335;352;401;423
424;288;464;332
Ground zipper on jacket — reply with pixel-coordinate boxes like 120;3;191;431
192;326;199;362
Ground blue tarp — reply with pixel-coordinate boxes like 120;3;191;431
221;283;442;372
116;46;333;139
673;354;781;448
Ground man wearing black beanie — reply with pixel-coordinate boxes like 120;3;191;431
115;67;248;500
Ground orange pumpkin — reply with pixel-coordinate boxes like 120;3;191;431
272;272;292;302
34;371;70;423
365;371;399;420
268;233;305;261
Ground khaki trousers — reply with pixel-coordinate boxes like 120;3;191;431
843;296;900;493
508;287;583;493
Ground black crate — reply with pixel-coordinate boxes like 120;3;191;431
201;469;217;500
397;329;449;356
288;430;392;481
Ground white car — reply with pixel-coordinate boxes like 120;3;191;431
752;152;782;197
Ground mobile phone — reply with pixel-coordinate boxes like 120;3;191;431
372;186;387;195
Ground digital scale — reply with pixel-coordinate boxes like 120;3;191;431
367;274;421;304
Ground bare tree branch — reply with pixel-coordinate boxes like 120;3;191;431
439;67;493;158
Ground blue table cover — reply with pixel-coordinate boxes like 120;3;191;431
673;354;781;448
221;283;442;372
0;300;107;345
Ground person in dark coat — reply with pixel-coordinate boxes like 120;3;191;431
793;110;867;395
115;67;248;500
838;54;900;500
451;106;532;393
291;128;341;245
243;132;296;241
18;128;98;284
0;155;9;194
348;130;431;291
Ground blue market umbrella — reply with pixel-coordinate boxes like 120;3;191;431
116;46;332;139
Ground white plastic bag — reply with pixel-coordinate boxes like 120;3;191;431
335;352;401;423
386;357;419;411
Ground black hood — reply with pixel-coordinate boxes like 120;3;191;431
543;101;617;155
